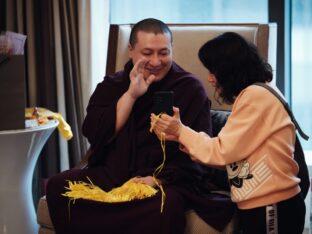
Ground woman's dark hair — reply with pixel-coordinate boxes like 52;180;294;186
129;18;172;47
198;32;273;104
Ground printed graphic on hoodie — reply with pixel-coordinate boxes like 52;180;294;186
226;155;272;202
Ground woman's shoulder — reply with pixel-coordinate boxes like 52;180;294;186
239;84;275;103
233;84;282;114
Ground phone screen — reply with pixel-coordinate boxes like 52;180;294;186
152;91;174;116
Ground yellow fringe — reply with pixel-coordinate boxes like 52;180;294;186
63;113;167;213
149;113;167;212
63;177;158;203
152;131;166;213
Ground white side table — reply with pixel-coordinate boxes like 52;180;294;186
0;120;58;234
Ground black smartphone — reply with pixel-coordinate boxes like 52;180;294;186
152;91;174;116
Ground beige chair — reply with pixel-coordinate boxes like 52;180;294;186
107;23;277;110
37;23;277;234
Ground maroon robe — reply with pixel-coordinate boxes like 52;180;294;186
46;60;235;234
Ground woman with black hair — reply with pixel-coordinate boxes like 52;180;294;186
151;32;306;234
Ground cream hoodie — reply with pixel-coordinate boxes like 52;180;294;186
179;85;300;209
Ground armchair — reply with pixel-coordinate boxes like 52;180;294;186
37;23;277;234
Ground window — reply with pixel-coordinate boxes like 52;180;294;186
110;0;267;24
291;0;312;151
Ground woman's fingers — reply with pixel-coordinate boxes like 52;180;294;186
172;107;180;118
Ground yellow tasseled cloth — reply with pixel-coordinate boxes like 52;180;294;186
25;107;73;140
63;113;166;213
63;178;158;203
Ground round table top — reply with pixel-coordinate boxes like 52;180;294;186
0;119;59;135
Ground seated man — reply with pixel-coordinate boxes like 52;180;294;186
46;18;235;234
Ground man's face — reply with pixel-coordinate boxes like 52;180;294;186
128;31;173;82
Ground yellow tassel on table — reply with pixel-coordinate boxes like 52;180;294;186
25;107;73;140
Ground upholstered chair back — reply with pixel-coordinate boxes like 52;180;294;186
106;23;277;110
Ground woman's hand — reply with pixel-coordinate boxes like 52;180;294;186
128;58;156;99
132;176;161;187
150;107;183;142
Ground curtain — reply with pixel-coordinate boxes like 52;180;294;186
0;0;89;206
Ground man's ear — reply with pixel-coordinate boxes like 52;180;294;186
128;43;133;58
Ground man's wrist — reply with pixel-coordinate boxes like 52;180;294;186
125;90;137;102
